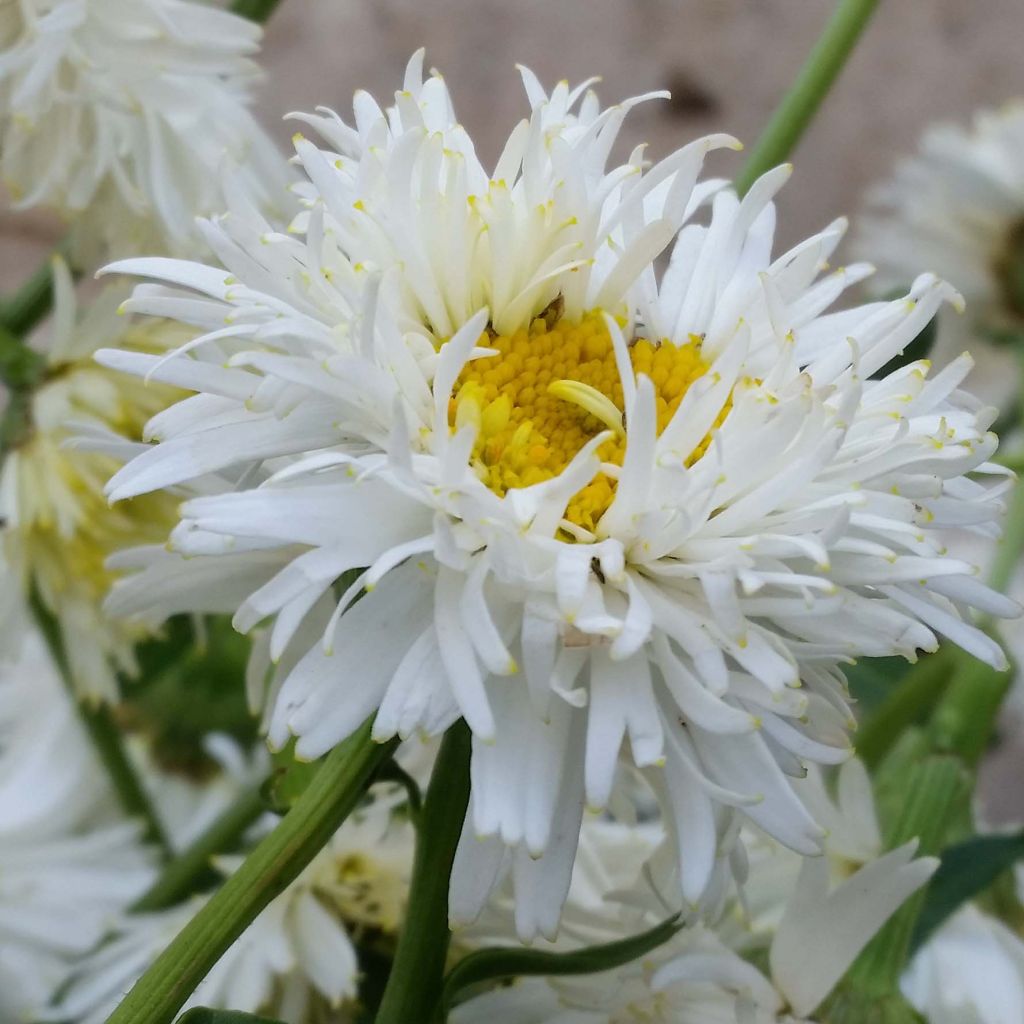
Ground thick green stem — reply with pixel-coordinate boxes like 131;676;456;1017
30;592;173;857
132;785;268;913
735;0;881;195
105;719;396;1024
230;0;284;23
376;720;472;1024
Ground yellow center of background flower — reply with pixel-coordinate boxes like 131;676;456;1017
451;309;720;535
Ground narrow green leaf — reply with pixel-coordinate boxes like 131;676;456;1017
442;914;682;1012
911;830;1024;951
177;1010;285;1024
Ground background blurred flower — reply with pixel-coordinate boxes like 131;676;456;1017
54;786;414;1024
0;0;292;260
0;632;154;1021
0;258;189;699
853;103;1024;409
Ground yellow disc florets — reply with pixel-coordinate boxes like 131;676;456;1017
451;308;721;535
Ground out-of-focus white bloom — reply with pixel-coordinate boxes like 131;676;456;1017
903;902;1024;1024
0;259;187;700
0;633;154;1021
99;53;1015;938
55;787;414;1024
854;104;1024;407
0;0;292;259
453;813;937;1024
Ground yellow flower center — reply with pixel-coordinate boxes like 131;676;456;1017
451;309;721;535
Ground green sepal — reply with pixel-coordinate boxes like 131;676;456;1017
441;913;682;1012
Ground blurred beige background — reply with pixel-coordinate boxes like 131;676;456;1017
6;0;1024;288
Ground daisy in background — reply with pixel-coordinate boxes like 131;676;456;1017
0;0;292;261
99;53;1016;938
0;257;190;700
54;785;415;1024
452;789;937;1024
853;104;1024;409
0;631;155;1022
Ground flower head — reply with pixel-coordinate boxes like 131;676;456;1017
101;54;1016;937
0;0;291;258
0;259;187;699
854;103;1024;405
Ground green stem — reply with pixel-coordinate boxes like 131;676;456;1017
376;720;472;1024
735;0;881;195
132;785;268;913
230;0;284;23
0;254;59;339
29;592;173;857
0;322;44;392
105;719;396;1024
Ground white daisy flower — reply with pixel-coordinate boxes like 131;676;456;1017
0;0;292;259
853;104;1024;407
99;54;1015;937
0;258;190;700
902;901;1024;1024
54;788;414;1024
451;812;937;1024
0;632;155;1021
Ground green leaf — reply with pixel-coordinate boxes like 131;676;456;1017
441;914;682;1012
911;830;1024;952
821;989;926;1024
177;1010;286;1024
